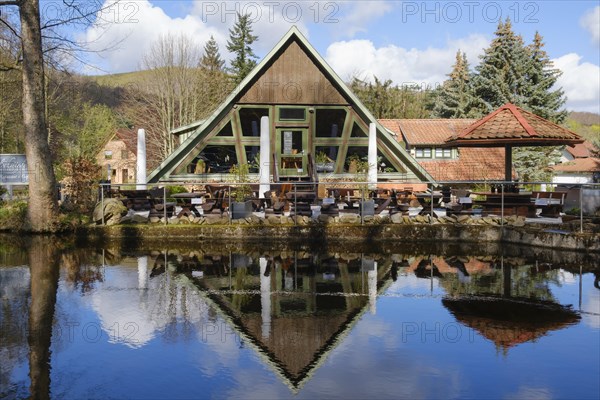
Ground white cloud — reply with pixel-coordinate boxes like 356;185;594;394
580;6;600;45
190;0;310;59
325;34;489;86
553;53;600;114
335;1;394;38
83;0;223;73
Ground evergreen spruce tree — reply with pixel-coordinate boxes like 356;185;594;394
513;32;568;182
432;51;481;118
198;35;232;114
523;32;567;123
226;13;258;85
472;20;569;182
200;35;225;72
472;18;529;113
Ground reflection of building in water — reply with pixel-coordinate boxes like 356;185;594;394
169;250;393;391
438;256;581;353
443;296;580;354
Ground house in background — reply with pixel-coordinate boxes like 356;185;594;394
553;141;600;184
379;119;508;182
96;128;137;184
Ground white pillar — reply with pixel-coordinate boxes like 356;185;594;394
368;123;377;190
368;261;377;315
260;258;271;338
137;256;148;289
136;128;147;189
259;116;270;199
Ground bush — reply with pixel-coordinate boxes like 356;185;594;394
0;201;28;231
167;186;189;196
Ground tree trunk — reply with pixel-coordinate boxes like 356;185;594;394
19;0;58;232
19;0;59;231
28;236;60;400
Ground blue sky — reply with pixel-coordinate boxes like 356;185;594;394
78;1;600;113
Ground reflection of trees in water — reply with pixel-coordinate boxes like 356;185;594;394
439;258;560;302
0;237;62;399
62;250;104;293
0;266;30;398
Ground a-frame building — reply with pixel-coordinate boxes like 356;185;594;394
148;26;434;184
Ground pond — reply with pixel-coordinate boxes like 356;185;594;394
1;237;599;399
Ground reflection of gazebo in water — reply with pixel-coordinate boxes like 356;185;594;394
176;252;393;391
440;256;581;353
445;103;584;181
443;295;580;353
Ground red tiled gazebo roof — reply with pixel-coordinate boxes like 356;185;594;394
446;103;584;147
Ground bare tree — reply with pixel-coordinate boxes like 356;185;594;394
123;33;232;164
0;0;119;231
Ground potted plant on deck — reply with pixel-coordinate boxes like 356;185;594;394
315;151;335;173
229;163;253;219
349;155;375;217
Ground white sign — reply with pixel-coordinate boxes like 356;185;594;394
0;154;28;184
283;131;293;155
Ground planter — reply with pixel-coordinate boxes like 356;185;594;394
360;200;375;216
316;162;335;173
231;201;253;219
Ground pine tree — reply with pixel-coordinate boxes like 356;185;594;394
471;20;569;183
200;35;225;72
226;13;258;85
523;32;567;123
432;51;481;118
472;18;529;113
512;146;562;182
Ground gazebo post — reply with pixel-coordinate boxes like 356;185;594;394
504;144;512;182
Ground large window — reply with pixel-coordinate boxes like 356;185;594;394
196;145;238;173
344;146;368;173
316;109;346;137
239;108;268;137
245;146;260;173
350;122;367;137
216;121;234;137
377;151;399;173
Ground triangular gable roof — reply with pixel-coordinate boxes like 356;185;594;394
446;103;584;147
187;265;393;392
148;26;434;183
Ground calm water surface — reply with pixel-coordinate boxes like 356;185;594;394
1;237;599;399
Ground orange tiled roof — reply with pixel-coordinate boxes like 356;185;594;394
379;118;512;181
381;119;476;145
447;104;584;147
417;147;508;181
566;141;598;158
553;157;600;173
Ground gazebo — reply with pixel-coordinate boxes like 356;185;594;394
445;103;584;181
